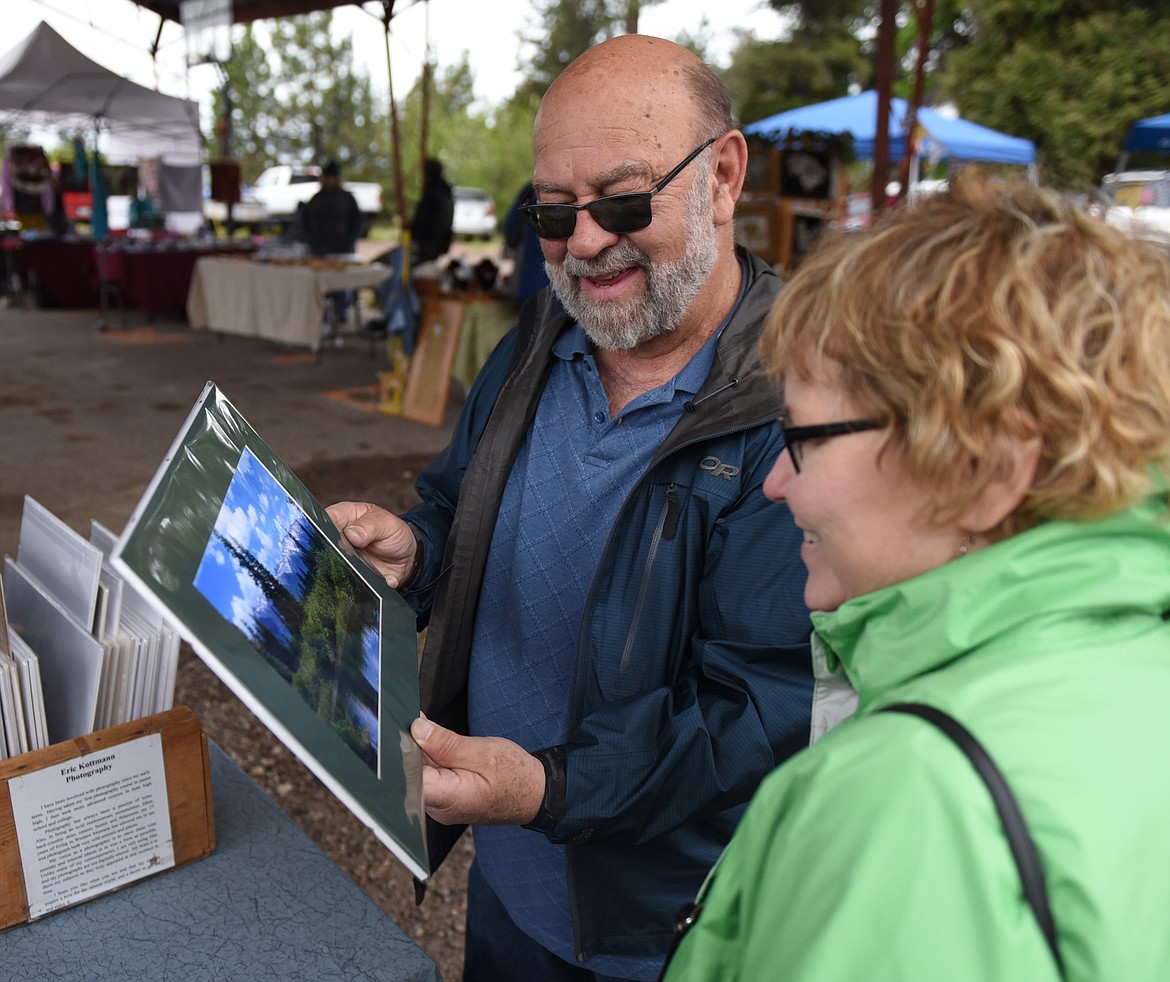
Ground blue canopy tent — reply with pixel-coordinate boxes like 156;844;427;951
744;90;1036;167
1122;113;1170;154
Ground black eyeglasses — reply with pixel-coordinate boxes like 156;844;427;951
779;417;885;473
520;137;718;240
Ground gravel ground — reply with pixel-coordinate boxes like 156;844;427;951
175;452;471;982
0;305;474;981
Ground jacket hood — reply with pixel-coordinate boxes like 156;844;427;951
654;248;782;459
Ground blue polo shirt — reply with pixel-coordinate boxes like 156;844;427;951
467;275;744;978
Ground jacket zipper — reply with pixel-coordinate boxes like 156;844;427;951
561;352;778;961
565;418;769;963
619;484;677;674
570;414;771;728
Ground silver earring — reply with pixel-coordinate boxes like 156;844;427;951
958;535;972;557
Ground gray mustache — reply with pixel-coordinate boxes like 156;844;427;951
560;242;649;279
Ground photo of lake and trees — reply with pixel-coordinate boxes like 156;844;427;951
193;447;381;774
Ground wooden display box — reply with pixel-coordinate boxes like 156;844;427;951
0;706;215;931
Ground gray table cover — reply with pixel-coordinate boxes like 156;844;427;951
1;741;442;981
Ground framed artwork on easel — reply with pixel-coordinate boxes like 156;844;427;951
401;297;466;428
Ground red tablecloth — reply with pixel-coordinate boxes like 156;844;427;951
23;239;100;308
119;248;217;317
24;240;256;316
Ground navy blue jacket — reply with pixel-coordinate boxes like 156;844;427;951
403;248;812;960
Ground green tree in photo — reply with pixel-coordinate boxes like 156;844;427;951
289;525;379;771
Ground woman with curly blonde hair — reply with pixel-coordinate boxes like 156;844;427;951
664;170;1170;981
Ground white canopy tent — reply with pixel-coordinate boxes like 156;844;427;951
0;21;202;165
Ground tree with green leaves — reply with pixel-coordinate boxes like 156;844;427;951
938;0;1170;187
210;12;387;187
209;24;275;184
267;14;384;176
512;0;672;105
514;0;614;104
389;56;537;234
723;26;873;126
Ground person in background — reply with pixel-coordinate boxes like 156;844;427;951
409;157;454;265
328;35;815;982
663;170;1170;981
301;159;361;257
503;181;550;307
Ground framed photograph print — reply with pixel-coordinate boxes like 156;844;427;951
112;382;428;880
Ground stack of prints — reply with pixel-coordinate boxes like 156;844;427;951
0;496;180;752
0;579;46;759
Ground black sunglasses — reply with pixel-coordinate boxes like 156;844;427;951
779;418;885;473
520;137;718;240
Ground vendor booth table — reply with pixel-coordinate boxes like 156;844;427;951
22;238;100;308
452;297;516;390
187;256;391;351
20;238;253;317
99;243;253;321
3;741;441;981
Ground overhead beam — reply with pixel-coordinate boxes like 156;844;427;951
132;0;358;25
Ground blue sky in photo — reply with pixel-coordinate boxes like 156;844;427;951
192;447;382;762
193;447;305;629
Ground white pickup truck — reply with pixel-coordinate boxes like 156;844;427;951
248;164;384;233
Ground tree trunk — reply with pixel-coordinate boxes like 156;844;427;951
870;0;898;221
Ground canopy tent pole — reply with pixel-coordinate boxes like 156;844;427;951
380;1;410;260
419;0;430;170
149;19;165;90
896;0;934;203
217;63;235;236
90;118;109;240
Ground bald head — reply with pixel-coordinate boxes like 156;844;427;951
528;35;748;352
536;36;733;155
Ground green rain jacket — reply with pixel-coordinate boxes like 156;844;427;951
665;491;1170;981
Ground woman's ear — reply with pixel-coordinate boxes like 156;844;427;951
961;433;1042;536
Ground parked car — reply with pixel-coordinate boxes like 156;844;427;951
1100;169;1170;241
452;186;497;238
203;192;268;228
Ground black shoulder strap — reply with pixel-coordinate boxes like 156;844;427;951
882;702;1066;979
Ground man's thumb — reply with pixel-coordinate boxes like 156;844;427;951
343;522;372;547
411;715;434;744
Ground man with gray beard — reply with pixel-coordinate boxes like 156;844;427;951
546;143;720;352
328;35;813;982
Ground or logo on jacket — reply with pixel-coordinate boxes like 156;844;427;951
700;456;740;480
